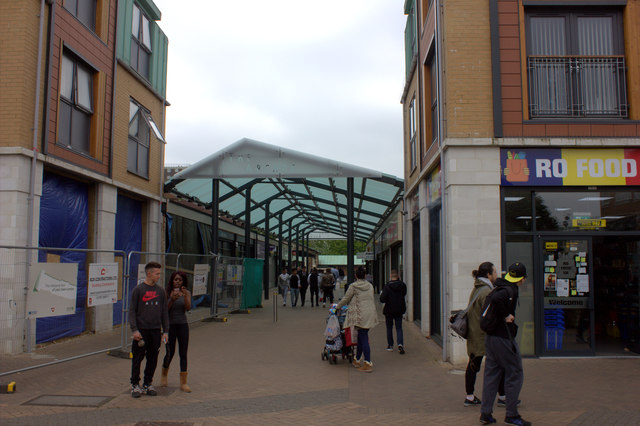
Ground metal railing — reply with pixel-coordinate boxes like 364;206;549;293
528;56;628;118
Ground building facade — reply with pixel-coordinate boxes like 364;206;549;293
0;0;168;353
402;0;640;363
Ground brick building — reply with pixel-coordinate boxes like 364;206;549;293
401;0;640;362
0;0;168;353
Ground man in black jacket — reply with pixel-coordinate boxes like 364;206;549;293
479;262;531;426
380;269;407;354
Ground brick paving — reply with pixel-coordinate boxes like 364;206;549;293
1;292;639;425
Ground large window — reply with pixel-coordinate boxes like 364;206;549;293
131;4;152;79
128;100;150;177
409;96;417;171
430;57;438;144
63;0;96;30
526;8;627;119
59;51;94;154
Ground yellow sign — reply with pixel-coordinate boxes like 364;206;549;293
545;242;558;250
572;219;606;229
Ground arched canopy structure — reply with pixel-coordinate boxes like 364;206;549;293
164;138;404;293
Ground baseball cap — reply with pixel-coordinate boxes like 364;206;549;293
504;262;527;283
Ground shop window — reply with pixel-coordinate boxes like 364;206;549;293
58;50;94;155
504;235;534;356
503;189;533;232
63;0;96;30
409;96;417;171
526;8;627;119
131;4;152;79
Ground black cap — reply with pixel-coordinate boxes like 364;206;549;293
505;262;527;283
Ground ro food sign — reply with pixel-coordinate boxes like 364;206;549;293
501;148;640;186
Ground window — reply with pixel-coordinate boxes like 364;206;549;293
409;96;417;171
59;51;94;154
128;100;150;177
526;8;627;118
131;4;152;79
430;57;438;144
63;0;96;30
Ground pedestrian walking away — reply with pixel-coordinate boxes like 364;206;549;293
379;269;407;354
321;268;336;307
463;262;510;407
129;261;169;398
336;267;379;373
161;270;192;392
309;267;320;307
289;267;300;307
479;262;531;426
278;267;290;307
299;266;309;307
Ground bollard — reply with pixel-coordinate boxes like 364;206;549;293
273;290;278;322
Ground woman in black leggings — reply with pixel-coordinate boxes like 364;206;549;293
161;271;192;392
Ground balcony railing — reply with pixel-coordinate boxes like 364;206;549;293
527;56;628;119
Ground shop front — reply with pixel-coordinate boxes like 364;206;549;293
501;148;640;357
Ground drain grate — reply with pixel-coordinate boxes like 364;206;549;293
24;394;113;407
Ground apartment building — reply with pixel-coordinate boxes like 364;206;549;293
0;0;168;353
401;0;640;362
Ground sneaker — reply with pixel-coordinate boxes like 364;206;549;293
398;345;405;354
464;396;481;407
358;361;373;373
497;398;521;408
479;413;497;424
504;415;531;426
141;384;157;396
131;384;141;398
386;345;394;352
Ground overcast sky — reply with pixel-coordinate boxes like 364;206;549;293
154;1;407;178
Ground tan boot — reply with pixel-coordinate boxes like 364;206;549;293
352;354;362;368
160;367;169;387
180;371;191;393
358;361;373;373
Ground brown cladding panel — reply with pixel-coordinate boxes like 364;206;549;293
568;124;592;137
503;123;524;136
545;123;569;137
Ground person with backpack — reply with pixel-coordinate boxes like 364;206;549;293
479;262;531;426
320;268;336;307
464;262;509;407
379;269;407;354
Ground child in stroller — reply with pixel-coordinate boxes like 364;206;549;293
321;305;354;364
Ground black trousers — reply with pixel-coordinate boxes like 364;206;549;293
466;354;505;396
130;328;161;386
323;288;334;304
309;286;319;306
163;323;189;372
300;286;308;306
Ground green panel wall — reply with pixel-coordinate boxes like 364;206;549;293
116;0;134;62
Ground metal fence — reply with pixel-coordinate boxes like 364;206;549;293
0;246;239;376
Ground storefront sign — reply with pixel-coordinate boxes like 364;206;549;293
87;263;118;307
544;297;590;309
501;148;640;186
572;219;606;229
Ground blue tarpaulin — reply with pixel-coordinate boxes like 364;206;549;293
113;195;142;325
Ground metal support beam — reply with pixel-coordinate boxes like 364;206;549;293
263;199;270;300
211;179;219;317
244;185;253;258
287;218;293;271
347;177;354;286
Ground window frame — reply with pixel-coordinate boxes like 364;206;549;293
63;0;97;31
409;96;417;172
131;3;153;79
128;99;152;178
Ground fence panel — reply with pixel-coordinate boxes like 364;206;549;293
214;256;245;316
176;253;218;320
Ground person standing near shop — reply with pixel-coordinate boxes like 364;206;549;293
336;267;379;373
289;266;300;307
380;269;407;354
161;270;192;393
299;266;309;307
278;267;290;307
464;261;505;407
129;261;169;398
480;262;531;426
309;267;320;307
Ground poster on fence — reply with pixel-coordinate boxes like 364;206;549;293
87;263;118;307
227;264;243;282
27;263;78;318
192;264;209;296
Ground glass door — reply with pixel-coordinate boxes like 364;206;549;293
539;238;595;355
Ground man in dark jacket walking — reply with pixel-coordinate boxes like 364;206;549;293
480;262;531;426
380;269;407;354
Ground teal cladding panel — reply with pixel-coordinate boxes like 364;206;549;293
117;0;134;62
150;23;168;98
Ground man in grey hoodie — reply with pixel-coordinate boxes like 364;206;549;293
380;269;407;354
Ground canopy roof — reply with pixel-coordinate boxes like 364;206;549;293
164;138;404;241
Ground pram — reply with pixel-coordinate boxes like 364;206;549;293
321;306;355;364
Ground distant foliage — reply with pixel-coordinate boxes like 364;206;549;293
309;239;367;255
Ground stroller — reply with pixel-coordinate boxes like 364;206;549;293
321;306;355;364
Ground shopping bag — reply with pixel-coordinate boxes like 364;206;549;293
324;314;340;339
345;326;357;346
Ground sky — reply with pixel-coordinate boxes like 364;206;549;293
153;1;407;179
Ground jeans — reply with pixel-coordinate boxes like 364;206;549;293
130;328;162;386
281;287;289;305
385;315;404;347
163;323;189;372
300;286;308;306
290;288;300;306
356;328;371;362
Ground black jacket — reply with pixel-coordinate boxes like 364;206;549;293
487;278;519;339
380;279;407;317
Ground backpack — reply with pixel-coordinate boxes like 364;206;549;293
479;286;512;334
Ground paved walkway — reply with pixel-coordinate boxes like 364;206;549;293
1;291;639;425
